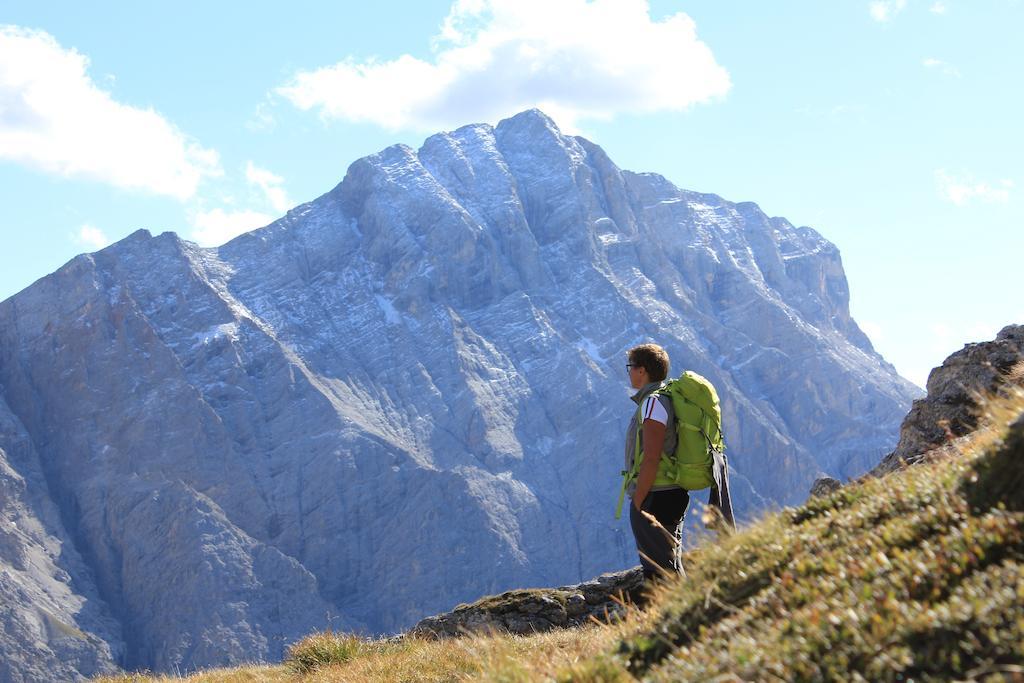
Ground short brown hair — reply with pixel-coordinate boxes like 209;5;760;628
628;343;670;382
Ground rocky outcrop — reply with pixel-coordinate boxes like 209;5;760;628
809;476;843;498
871;324;1024;476
411;568;644;638
0;109;918;678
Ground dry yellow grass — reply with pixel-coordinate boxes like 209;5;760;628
288;591;668;682
93;586;667;682
95;664;292;682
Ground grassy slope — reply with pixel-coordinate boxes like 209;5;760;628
98;393;1024;682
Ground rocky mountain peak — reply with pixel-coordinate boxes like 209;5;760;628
494;107;563;141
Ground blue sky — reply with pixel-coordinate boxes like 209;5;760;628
1;0;1021;388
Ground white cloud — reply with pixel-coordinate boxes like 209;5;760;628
187;162;291;246
869;0;908;22
245;100;276;132
935;170;1014;205
929;1;949;14
0;25;221;199
245;162;292;213
276;0;731;132
74;223;110;249
189;208;275;247
922;57;960;77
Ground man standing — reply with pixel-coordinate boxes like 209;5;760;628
622;343;688;581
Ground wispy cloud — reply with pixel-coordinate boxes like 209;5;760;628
929;1;949;14
869;0;908;22
922;57;960;77
245;162;291;213
0;25;221;199
935;170;1014;205
189;208;275;247
187;162;292;246
794;103;868;122
276;0;731;132
73;223;110;250
245;100;276;132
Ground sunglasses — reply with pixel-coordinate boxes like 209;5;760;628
626;363;641;372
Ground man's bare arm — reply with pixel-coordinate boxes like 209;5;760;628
633;418;667;509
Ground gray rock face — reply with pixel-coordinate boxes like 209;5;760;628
0;397;123;682
0;109;918;678
871;324;1024;476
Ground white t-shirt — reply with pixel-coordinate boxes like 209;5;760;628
640;395;669;425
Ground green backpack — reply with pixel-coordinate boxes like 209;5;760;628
616;371;725;518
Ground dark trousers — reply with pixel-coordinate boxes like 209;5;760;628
629;488;689;580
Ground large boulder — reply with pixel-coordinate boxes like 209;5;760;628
871;324;1024;476
410;568;644;638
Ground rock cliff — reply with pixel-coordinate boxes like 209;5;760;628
871;324;1024;476
0;109;918;678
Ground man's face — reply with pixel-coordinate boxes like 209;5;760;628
627;362;648;389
